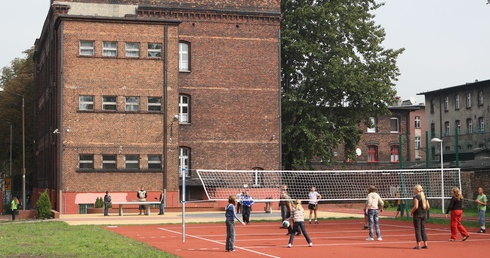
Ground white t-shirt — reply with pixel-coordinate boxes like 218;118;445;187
309;191;321;204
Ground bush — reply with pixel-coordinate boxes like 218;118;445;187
37;190;52;219
383;200;390;209
94;197;104;208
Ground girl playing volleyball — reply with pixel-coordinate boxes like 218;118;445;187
287;199;313;248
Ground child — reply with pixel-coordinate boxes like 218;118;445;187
308;186;321;224
475;187;487;233
287;199;313;248
364;185;384;241
225;195;245;252
445;187;469;241
394;190;405;219
410;184;430;249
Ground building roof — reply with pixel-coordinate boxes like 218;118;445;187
417;78;490;96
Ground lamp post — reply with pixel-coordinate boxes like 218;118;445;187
431;137;444;213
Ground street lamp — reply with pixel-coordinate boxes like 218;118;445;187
431;137;444;213
1;91;25;210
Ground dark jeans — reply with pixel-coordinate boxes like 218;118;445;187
280;205;290;220
11;209;16;221
225;220;236;251
288;221;311;244
413;214;428;242
159;202;165;214
242;206;251;223
104;202;110;216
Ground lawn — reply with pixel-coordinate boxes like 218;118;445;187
0;221;177;257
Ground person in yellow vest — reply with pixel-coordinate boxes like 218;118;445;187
11;196;19;221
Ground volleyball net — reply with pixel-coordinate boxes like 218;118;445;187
196;169;461;202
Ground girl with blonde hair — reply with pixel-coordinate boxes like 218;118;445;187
410;185;430;249
445;187;469;241
287;199;312;248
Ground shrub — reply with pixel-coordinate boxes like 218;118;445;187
95;197;104;208
383;200;390;209
37;190;52;219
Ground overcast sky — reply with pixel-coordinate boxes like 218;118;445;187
1;1;489;104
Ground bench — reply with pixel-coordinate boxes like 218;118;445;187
111;201;161;216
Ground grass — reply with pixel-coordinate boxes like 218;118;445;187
0;221;178;257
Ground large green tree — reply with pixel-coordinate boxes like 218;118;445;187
281;0;404;169
0;48;34;193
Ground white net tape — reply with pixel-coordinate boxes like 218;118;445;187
196;169;461;202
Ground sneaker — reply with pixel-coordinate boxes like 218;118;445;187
377;237;383;241
421;246;429;249
309;242;313;247
315;220;318;224
309;220;312;224
363;225;368;230
478;229;486;233
295;232;301;236
413;246;420;250
230;249;235;252
448;238;455;242
463;235;469;241
366;237;374;241
287;244;292;248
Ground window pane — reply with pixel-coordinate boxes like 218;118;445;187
125;42;140;57
79;40;94;56
125;96;140;111
79;96;94;111
79;154;94;169
148;43;162;57
148;97;162;112
125;155;139;169
103;41;117;57
103;96;117;111
390;118;399;132
102;155;117;169
148;155;162;169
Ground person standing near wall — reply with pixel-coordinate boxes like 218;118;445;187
158;190;165;215
103;191;111;216
475;187;487;233
11;196;19;221
137;186;147;215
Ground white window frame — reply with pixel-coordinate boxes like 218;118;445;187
367;117;376;133
467;118;473;134
79;95;94;111
466;93;472;108
444;96;449;111
125;96;140;112
148;155;162;169
415;136;421;150
390;145;399;163
455;120;461;134
179;95;189;123
125;42;140;57
455;95;460;110
79;154;94;169
79;40;95;56
478;91;484;106
102;96;117;111
179;147;190;177
445;121;450;136
414;116;421;129
478;117;485;132
179;42;190;71
125;155;139;169
102;155;117;169
147;97;162;112
148;43;162;58
102;41;117;57
390;117;399;133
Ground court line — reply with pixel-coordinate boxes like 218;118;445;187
157;227;281;258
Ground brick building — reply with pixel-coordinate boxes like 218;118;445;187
33;0;281;214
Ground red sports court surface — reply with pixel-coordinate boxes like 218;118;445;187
106;219;490;258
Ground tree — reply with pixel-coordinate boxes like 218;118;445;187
36;189;52;219
0;48;34;193
281;0;404;169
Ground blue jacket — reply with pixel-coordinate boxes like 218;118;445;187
241;195;254;207
225;203;243;223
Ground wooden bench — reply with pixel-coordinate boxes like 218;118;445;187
111;201;161;216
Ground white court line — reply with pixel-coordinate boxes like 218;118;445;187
157;227;281;258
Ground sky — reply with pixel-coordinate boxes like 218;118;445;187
1;0;489;104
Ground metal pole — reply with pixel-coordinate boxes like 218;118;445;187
182;167;186;242
9;124;12;195
21;96;26;210
440;140;444;214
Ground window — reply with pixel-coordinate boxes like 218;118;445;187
430;99;434;114
430;123;435;138
444;121;450;136
102;96;117;111
125;155;139;169
79;96;94;111
147;97;162;112
179;95;189;123
367;145;378;163
102;155;117;169
415;136;421;150
148;155;162;169
125;96;140;111
455;95;460;110
444;96;449;111
179;42;190;71
390;117;399;133
125;42;140;57
414;116;421;129
455;120;461;135
79;40;95;56
467;118;473;134
148;43;162;58
102;41;117;57
390;145;399;163
478;117;485;133
79;154;94;169
367;117;376;133
478;91;484;106
466;92;472;108
179;147;190;177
